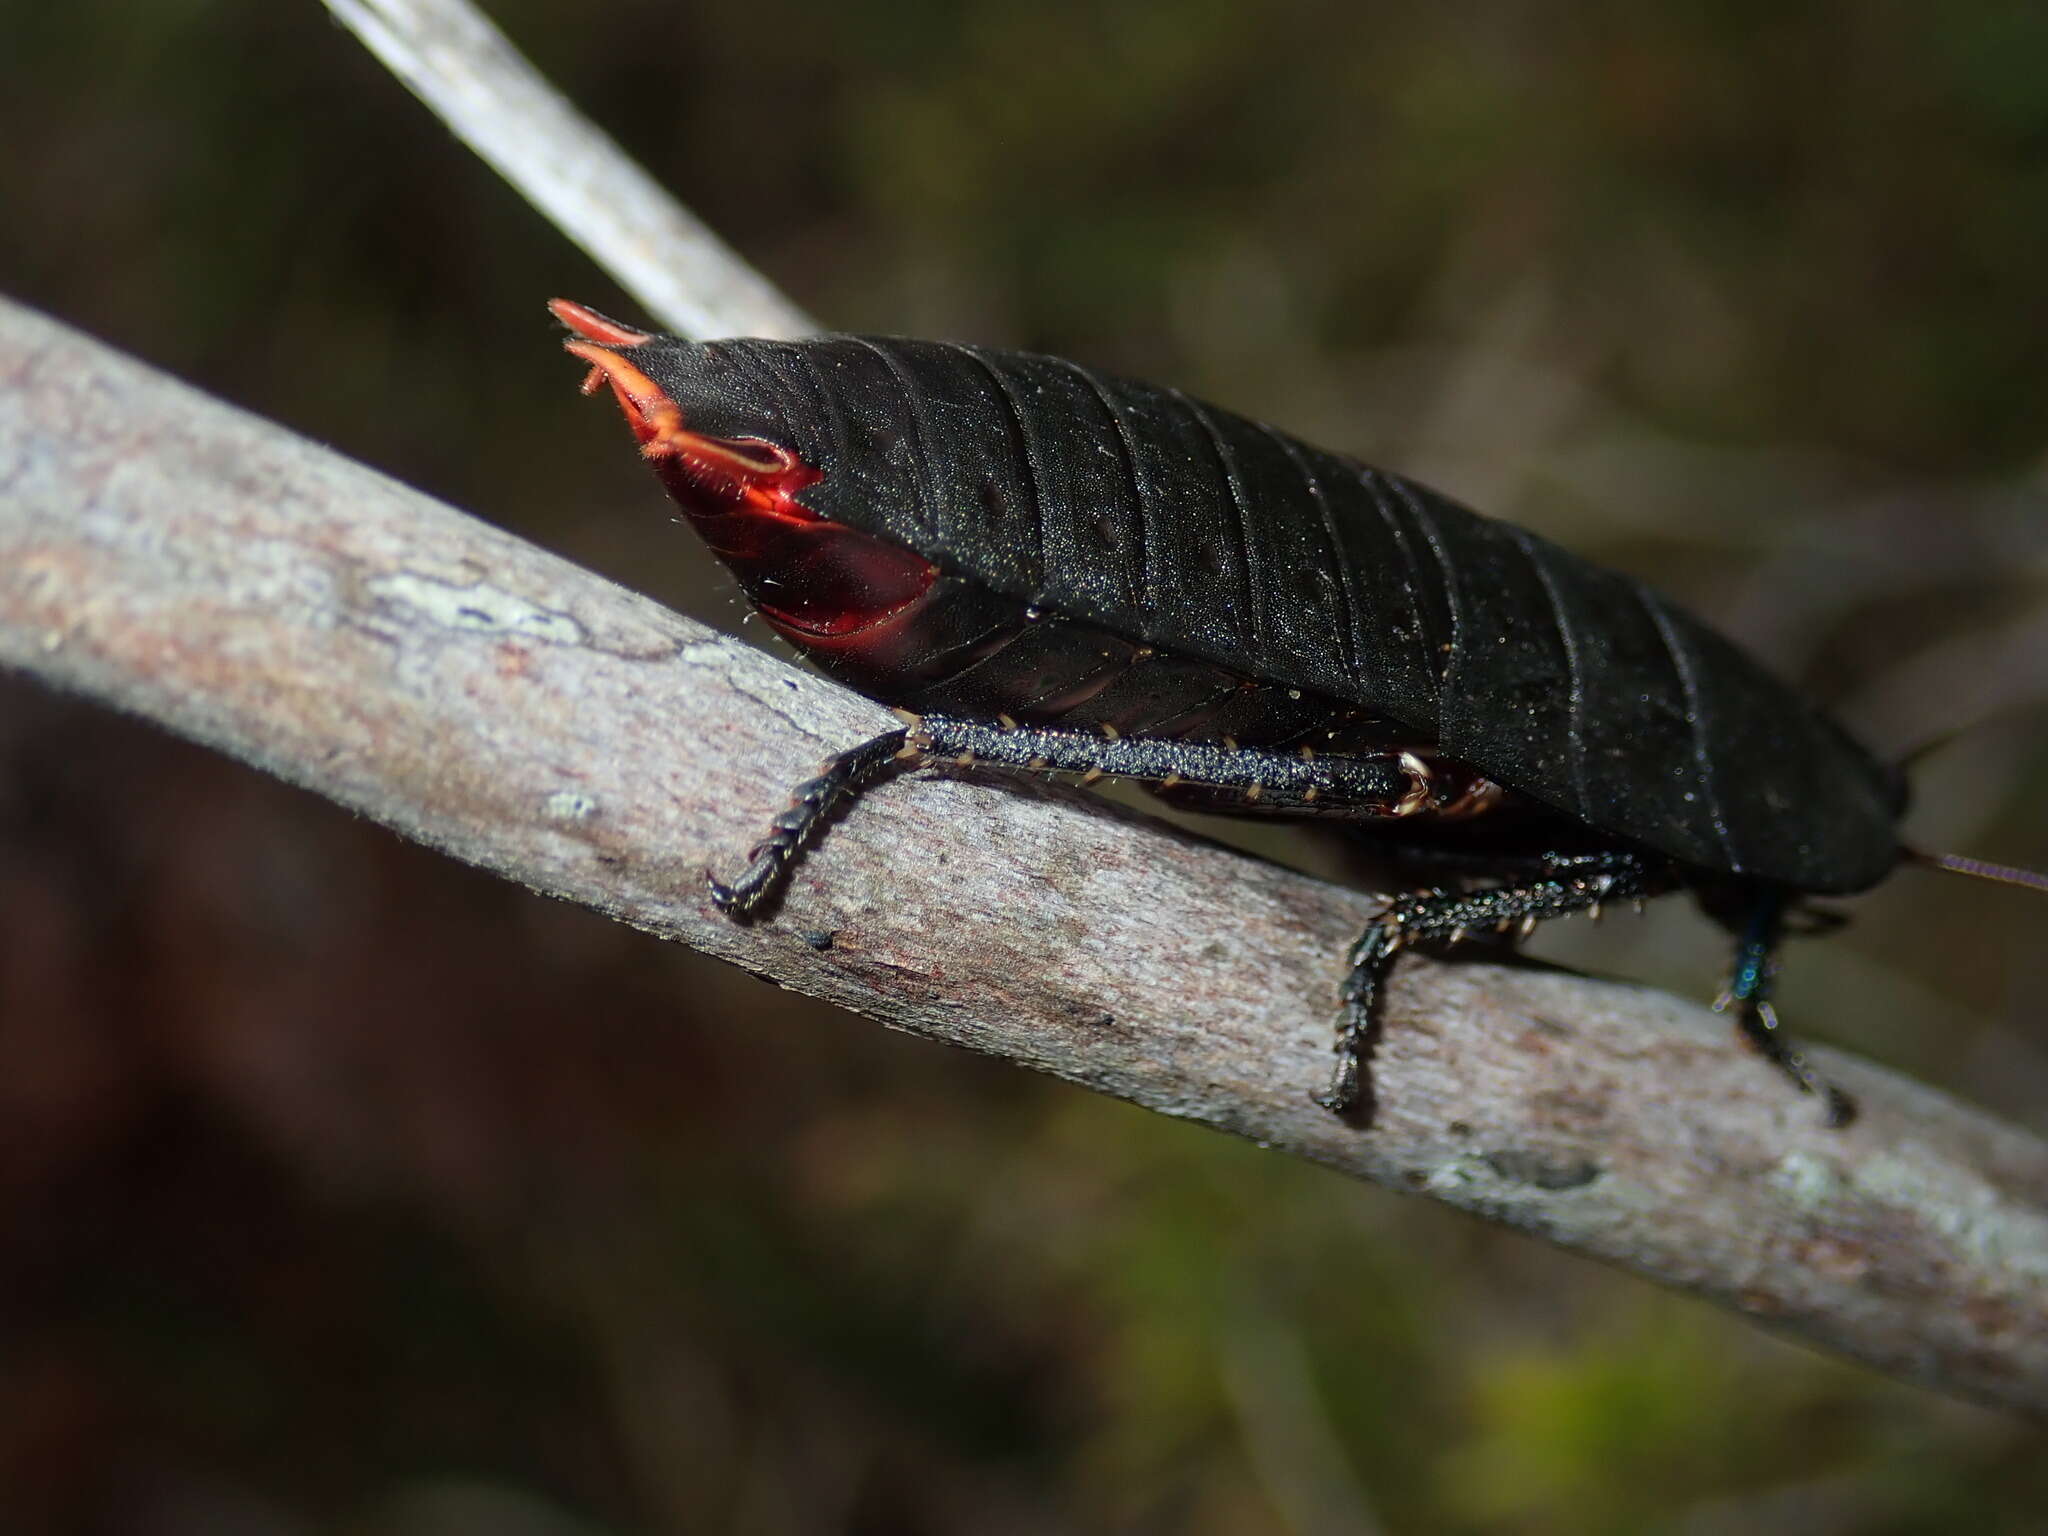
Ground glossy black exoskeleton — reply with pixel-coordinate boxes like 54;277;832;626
553;298;1931;1125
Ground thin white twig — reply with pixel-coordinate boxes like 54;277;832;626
322;0;818;340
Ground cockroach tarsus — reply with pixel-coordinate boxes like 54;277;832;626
550;296;2045;1127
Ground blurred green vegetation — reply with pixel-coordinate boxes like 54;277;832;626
2;1;2045;1531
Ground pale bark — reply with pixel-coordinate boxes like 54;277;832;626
3;297;2046;1416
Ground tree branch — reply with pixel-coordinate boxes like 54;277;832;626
3;296;2046;1416
321;0;818;340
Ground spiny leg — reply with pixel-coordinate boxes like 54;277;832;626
709;728;910;917
710;712;1438;917
1321;850;1669;1118
905;713;1420;812
1714;893;1856;1127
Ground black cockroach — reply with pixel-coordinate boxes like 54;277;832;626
551;297;2044;1125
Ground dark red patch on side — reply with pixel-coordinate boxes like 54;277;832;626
563;338;938;649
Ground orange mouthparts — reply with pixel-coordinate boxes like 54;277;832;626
559;338;822;520
547;296;654;348
554;300;938;644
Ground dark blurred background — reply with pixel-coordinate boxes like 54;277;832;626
4;2;2047;1531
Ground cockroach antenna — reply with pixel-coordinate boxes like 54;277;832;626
1908;849;2048;896
1893;724;2048;895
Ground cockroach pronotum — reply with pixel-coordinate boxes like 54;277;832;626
550;297;2046;1126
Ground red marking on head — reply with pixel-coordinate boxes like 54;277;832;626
562;336;937;646
547;297;655;347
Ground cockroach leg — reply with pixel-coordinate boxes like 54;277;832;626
710;714;1475;919
1714;894;1857;1126
901;714;1418;812
709;728;911;918
1322;850;1670;1120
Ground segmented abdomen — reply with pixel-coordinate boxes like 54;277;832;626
715;336;1905;893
